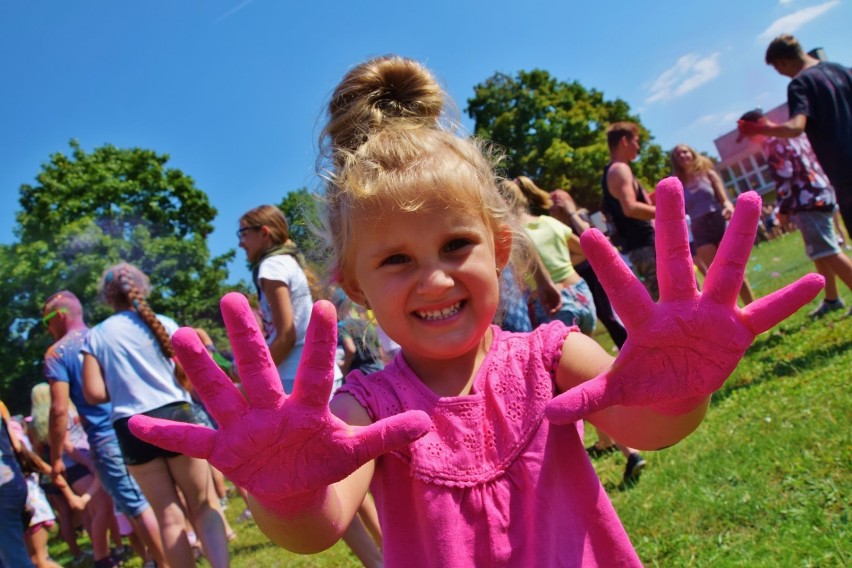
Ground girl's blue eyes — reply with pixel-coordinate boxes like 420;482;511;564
379;239;473;266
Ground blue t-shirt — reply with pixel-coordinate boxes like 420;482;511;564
44;328;113;437
82;311;188;422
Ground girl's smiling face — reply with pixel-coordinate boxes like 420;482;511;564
344;204;511;376
673;145;695;167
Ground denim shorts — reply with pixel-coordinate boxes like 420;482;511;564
533;278;597;335
88;430;150;517
792;210;841;260
113;402;197;466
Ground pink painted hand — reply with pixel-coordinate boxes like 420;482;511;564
737;119;764;139
546;177;824;424
129;293;431;516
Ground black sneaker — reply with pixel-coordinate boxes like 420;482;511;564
623;452;646;483
809;299;845;318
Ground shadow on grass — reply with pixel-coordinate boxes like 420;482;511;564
230;541;281;556
713;338;852;405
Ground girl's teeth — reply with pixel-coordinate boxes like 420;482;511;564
418;302;461;320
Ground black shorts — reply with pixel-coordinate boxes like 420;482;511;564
65;463;91;486
113;402;197;466
692;210;727;248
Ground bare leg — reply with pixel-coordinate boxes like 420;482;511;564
358;494;382;547
71;474;113;562
167;454;230;568
820;253;852;292
46;493;83;557
211;466;228;500
130;507;167;566
696;243;753;305
25;525;63;568
342;514;383;568
813;258;838;300
130;458;195;568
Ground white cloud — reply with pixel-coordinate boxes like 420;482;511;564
215;0;254;23
779;0;795;5
646;52;721;104
688;110;742;131
758;0;840;41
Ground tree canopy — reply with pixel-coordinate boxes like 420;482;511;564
0;140;236;414
277;187;329;269
466;69;669;208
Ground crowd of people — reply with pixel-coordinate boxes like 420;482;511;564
0;32;846;567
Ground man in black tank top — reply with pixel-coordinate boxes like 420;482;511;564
602;121;659;300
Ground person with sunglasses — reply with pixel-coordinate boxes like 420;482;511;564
238;206;380;566
237;205;344;396
41;291;165;568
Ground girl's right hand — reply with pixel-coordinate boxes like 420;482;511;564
129;293;431;517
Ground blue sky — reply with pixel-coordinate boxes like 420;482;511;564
2;1;849;284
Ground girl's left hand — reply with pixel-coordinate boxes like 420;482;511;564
546;177;823;424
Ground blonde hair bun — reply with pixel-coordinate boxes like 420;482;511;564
325;55;446;154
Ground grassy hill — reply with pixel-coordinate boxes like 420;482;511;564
50;231;851;567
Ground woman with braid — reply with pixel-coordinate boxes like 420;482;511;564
82;262;230;568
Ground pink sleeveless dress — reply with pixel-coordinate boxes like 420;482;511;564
338;322;641;567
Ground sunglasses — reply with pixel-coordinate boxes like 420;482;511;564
236;226;261;239
42;307;68;327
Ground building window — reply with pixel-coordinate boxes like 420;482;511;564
720;151;774;196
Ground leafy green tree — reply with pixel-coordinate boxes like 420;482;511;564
277;187;329;268
467;69;668;208
0;140;236;414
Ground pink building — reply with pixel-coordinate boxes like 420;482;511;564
713;103;789;198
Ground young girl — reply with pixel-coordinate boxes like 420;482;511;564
511;176;597;334
130;56;822;566
82;263;230;568
238;204;344;395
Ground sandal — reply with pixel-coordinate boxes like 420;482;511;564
585;442;617;459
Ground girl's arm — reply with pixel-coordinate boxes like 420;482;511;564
566;232;584;256
530;252;562;315
555;333;708;450
261;278;297;367
338;334;357;376
546;177;822;438
82;353;110;404
127;295;429;555
708;170;734;220
249;392;375;552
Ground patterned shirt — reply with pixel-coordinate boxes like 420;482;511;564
763;136;836;215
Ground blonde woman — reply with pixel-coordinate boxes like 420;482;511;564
82;263;229;568
671;144;755;305
512;176;597;334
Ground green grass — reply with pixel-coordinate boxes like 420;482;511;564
590;232;851;567
49;232;850;566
